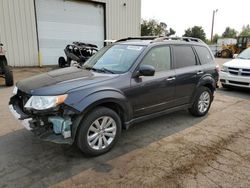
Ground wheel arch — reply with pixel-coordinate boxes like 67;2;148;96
69;90;132;142
190;75;216;105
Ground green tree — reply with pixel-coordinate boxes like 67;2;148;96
212;33;220;44
222;27;237;38
166;28;176;36
240;25;250;36
141;19;175;36
183;26;206;41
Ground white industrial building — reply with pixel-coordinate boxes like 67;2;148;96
0;0;141;66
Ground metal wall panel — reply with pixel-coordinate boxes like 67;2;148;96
0;0;38;66
96;0;141;40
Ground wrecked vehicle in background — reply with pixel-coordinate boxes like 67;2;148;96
58;42;98;68
0;43;13;86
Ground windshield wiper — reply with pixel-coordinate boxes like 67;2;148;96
84;66;97;71
84;66;115;74
98;67;115;74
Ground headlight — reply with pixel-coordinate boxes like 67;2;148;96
221;66;228;72
24;94;68;110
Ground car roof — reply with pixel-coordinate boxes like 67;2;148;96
115;37;207;47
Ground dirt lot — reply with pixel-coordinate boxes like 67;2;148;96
0;59;250;188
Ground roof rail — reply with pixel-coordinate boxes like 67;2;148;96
151;37;205;43
115;36;159;43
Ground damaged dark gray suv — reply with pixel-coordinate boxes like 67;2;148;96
9;37;219;156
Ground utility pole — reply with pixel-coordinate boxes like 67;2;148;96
211;9;218;42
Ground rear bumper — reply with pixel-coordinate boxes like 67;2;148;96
220;71;250;88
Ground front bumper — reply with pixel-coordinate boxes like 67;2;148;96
9;97;73;145
9;105;32;130
219;71;250;88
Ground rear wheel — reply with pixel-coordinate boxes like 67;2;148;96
189;87;212;117
3;66;13;86
76;107;122;156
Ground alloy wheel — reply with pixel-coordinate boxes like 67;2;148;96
198;91;210;113
87;116;117;150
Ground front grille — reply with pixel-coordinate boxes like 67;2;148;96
228;67;250;76
229;80;249;86
243;68;250;72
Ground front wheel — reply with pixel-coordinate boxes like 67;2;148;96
189;87;212;117
58;57;66;68
221;50;231;58
221;83;230;89
76;107;122;156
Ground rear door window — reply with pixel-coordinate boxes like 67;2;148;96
172;46;196;68
194;46;213;64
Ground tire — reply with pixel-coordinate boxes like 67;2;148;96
76;107;122;156
221;83;229;89
3;66;13;86
189;86;212;117
66;57;72;67
58;57;66;68
221;49;231;58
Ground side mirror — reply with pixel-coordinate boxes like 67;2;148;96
233;54;238;59
138;65;155;76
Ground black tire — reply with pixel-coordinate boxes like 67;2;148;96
221;83;229;89
0;56;8;69
76;107;122;156
3;66;13;86
221;49;231;58
189;86;212;117
58;57;66;68
66;57;72;67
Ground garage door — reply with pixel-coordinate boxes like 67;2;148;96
35;0;105;65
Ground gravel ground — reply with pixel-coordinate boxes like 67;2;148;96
0;59;250;188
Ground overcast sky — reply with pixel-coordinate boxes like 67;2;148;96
141;0;249;38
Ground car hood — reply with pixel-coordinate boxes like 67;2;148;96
223;59;250;69
17;67;119;95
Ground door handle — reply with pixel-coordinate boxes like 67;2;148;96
166;77;176;81
196;71;204;75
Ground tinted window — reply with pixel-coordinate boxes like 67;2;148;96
173;46;196;68
141;46;171;72
194;46;213;64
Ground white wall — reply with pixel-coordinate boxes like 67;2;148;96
0;0;141;66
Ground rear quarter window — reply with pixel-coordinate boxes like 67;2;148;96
194;46;213;65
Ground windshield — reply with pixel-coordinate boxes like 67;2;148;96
237;48;250;59
83;44;145;74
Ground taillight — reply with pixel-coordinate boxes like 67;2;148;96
215;64;220;73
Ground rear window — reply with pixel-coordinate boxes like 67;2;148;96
194;46;213;64
173;46;196;68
